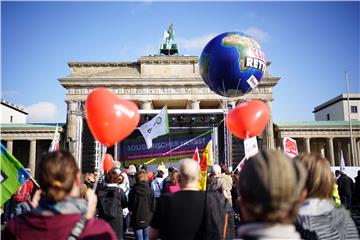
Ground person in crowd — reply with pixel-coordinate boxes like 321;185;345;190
220;164;233;204
11;168;34;217
115;161;131;237
129;170;155;240
164;171;180;193
97;167;127;239
354;170;360;204
332;172;341;206
151;170;164;198
237;150;307;239
147;171;154;183
80;173;95;198
295;154;359;240
203;168;234;239
128;164;137;189
207;164;233;206
3;150;116;240
231;171;241;224
335;170;354;208
161;167;176;193
150;159;205;240
332;181;341;206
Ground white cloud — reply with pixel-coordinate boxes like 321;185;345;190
242;12;257;19
131;1;152;15
177;33;217;51
1;90;20;97
242;27;269;43
26;102;59;123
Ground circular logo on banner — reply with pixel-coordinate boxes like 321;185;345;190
156;117;162;124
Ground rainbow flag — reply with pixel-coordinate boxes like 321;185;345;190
0;143;30;206
198;140;213;191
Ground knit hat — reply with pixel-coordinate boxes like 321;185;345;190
128;165;136;174
239;150;307;222
114;161;121;169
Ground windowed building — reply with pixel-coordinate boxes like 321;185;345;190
313;94;360;121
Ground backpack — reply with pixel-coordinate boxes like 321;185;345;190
97;187;121;219
14;181;32;202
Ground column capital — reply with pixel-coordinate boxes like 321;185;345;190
305;138;311;153
140;101;153;110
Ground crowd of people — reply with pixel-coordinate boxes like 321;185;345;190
2;149;360;240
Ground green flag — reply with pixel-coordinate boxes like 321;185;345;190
0;143;30;206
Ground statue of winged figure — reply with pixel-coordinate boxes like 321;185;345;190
163;24;175;49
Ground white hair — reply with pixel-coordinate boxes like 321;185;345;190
179;158;200;186
212;164;221;175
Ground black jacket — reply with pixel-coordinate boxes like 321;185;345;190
337;174;354;196
203;189;234;240
354;176;360;196
128;181;155;229
97;185;127;239
128;175;136;189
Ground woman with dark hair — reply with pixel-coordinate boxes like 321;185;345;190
165;171;180;193
129;171;155;240
97;167;127;239
3;150;116;240
151;171;164;198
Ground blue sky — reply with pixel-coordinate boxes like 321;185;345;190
1;1;359;123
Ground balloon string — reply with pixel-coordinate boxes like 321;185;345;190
93;144;108;191
222;77;227;99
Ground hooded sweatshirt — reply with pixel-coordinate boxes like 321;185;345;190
128;181;155;229
296;198;359;240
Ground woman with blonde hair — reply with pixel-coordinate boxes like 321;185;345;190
3;150;116;239
295;153;358;240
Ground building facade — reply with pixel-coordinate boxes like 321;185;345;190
1;99;28;123
59;55;280;173
314;94;360;121
0;123;64;177
275;121;360;167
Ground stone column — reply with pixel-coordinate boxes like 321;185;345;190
327;138;335;166
265;100;275;149
140;101;153;110
6;140;13;154
114;143;118;162
357;138;360;166
188;100;200;109
352;138;358;166
29;140;36;176
320;142;325;158
305;138;311;153
66;101;78;156
347;141;353;166
336;141;342;166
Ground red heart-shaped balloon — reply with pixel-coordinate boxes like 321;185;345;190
226;99;269;139
85;88;140;147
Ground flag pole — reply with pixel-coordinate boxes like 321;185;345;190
345;71;355;165
30;176;40;188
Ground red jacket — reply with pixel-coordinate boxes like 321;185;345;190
3;213;117;240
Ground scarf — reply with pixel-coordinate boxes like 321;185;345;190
33;196;88;215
